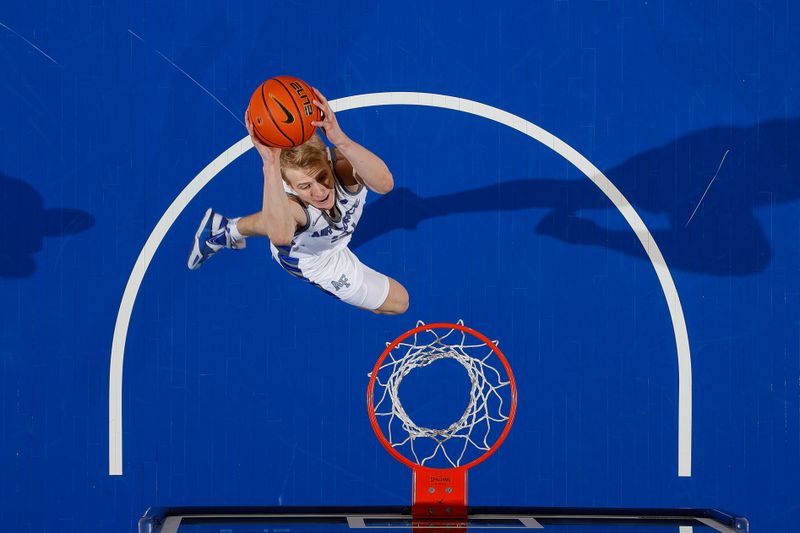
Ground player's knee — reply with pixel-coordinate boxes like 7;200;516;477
375;281;409;315
392;283;409;314
390;298;409;315
375;301;408;316
400;290;409;313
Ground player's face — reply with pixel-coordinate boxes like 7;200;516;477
284;165;336;210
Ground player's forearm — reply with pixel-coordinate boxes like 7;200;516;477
259;165;296;245
335;137;394;194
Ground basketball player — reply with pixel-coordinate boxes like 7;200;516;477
187;88;409;315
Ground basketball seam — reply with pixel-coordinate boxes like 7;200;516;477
275;77;305;144
252;93;293;149
261;83;297;147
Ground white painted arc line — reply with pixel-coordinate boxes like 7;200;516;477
108;138;251;475
334;92;692;477
108;92;692;478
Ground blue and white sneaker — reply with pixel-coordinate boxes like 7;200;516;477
187;208;245;270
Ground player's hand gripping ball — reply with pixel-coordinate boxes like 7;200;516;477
246;75;322;148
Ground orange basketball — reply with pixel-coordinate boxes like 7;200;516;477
246;75;322;148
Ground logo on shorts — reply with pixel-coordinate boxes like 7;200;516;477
331;274;350;292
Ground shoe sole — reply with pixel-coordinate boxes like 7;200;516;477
187;208;213;270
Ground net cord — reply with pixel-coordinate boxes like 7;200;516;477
370;321;512;467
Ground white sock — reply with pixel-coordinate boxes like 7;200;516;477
228;218;245;243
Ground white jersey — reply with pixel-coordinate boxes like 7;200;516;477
269;147;367;281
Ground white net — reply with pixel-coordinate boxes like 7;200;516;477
369;320;514;468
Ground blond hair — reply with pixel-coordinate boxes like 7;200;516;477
279;133;327;180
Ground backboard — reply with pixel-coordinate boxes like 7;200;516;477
138;506;749;533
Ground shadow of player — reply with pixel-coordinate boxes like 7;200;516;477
352;117;799;276
0;171;95;278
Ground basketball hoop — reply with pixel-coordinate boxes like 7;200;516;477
367;321;517;523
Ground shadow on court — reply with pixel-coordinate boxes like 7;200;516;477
0;171;94;278
352;117;799;276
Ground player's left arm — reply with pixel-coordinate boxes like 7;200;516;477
310;87;394;194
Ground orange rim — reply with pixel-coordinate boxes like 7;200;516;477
367;322;517;472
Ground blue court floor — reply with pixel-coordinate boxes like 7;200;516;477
1;1;798;531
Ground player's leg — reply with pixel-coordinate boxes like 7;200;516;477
187;208;247;270
235;212;270;237
309;248;408;315
341;259;408;315
372;278;409;315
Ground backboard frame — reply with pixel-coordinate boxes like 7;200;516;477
138;506;749;533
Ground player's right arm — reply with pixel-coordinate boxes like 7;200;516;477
246;114;305;246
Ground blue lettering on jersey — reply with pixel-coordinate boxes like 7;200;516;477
340;199;360;230
330;230;353;244
311;198;361;240
311;227;333;238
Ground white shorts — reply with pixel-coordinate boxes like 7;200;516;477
275;246;390;310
